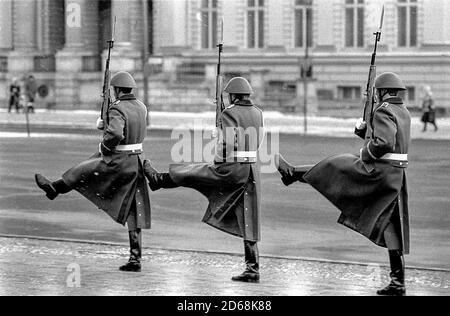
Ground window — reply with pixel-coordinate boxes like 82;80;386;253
0;57;8;73
317;89;334;101
398;0;418;47
338;86;362;100
177;63;206;83
345;0;365;48
266;81;297;100
200;0;218;49
294;0;313;48
247;0;265;49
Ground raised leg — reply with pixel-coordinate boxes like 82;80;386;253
275;154;313;186
143;160;179;191
35;175;72;200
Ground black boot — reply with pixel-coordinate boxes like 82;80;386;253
377;250;406;296
275;154;310;186
35;175;72;200
35;174;58;200
120;229;142;272
232;241;260;283
275;154;297;186
143;160;178;191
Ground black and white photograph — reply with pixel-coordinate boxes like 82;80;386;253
0;0;449;300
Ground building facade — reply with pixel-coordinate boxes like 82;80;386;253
1;0;449;114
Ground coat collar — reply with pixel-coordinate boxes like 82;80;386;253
234;100;254;107
383;96;404;105
118;94;136;101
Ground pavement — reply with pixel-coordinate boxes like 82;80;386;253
1;109;449;296
0;236;449;296
1;108;449;140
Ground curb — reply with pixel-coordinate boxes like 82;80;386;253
2;234;449;274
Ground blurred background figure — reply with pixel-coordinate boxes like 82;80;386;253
25;75;37;113
421;86;438;132
7;77;20;113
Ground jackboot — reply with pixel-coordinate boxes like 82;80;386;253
143;160;178;191
35;175;71;200
232;241;260;283
275;154;310;186
377;250;406;296
120;229;142;272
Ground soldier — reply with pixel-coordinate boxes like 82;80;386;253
276;72;411;296
144;77;264;283
35;71;151;273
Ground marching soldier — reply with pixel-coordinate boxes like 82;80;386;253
35;71;151;273
276;72;411;296
144;77;264;283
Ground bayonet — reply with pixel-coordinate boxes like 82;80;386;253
215;18;225;129
100;16;117;128
362;6;385;124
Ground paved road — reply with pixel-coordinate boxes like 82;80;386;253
1;108;449;140
0;128;449;272
1;237;448;296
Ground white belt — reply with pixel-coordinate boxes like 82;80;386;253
116;143;143;153
381;153;408;161
234;151;257;159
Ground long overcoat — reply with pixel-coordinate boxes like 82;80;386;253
63;94;151;229
304;97;411;253
169;100;264;242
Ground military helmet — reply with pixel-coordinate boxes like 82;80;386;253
375;72;406;91
224;77;254;95
111;71;137;89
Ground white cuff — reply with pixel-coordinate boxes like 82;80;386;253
96;118;104;130
356;119;367;130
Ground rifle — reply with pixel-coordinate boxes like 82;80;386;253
100;17;116;129
362;6;384;125
215;18;225;129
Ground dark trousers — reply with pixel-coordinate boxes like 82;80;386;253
8;96;19;113
126;206;142;263
235;199;259;273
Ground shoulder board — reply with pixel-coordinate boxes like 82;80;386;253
112;100;121;107
225;104;235;110
253;104;263;113
381;102;390;108
136;100;146;107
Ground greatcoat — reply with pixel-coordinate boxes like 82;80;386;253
304;97;411;253
63;94;151;229
169;100;264;242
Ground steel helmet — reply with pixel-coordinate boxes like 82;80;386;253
375;72;406;91
110;71;137;89
224;77;254;95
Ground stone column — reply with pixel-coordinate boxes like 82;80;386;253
57;0;99;72
315;0;336;51
108;0;144;73
8;0;38;73
55;0;100;109
0;0;13;51
267;0;284;49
